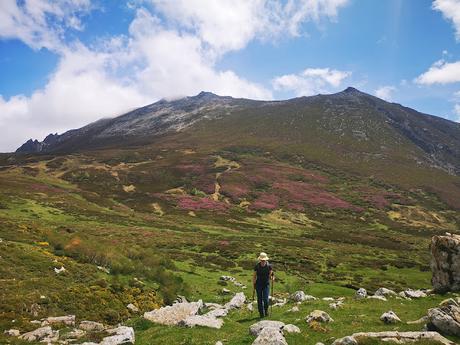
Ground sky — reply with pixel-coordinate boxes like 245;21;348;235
1;0;460;152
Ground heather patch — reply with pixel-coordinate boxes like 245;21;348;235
176;195;230;212
249;192;279;210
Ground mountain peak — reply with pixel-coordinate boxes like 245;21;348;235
342;86;361;94
194;91;221;100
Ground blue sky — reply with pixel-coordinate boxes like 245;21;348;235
1;0;460;152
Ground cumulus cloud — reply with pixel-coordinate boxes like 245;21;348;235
433;0;460;40
375;85;397;101
272;68;351;96
415;59;460;84
0;0;350;152
0;0;92;51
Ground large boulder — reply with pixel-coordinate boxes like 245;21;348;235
306;310;334;323
333;331;455;345
100;326;135;345
19;326;58;343
431;234;460;293
224;292;246;310
252;327;287;345
144;300;203;326
427;304;460;337
374;287;396;297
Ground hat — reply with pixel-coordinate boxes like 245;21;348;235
258;252;269;261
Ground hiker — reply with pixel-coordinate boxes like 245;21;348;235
253;252;274;318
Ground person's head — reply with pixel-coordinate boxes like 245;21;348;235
258;252;269;266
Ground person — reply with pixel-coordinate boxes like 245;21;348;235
252;252;274;318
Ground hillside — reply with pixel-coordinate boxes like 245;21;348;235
1;88;459;344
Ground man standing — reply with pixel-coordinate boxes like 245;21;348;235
253;252;274;318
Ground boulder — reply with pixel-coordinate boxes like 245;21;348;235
375;287;397;297
355;288;367;299
224;292;246;310
283;324;301;333
333;331;455;345
180;315;224;329
41;315;75;326
62;328;86;340
100;326;135;345
127;303;139;313
431;234;460;293
144;300;203;326
249;320;285;336
247;303;254;312
252;327;287;345
79;321;106;332
290;291;316;302
380;310;401;324
402;289;427;299
220;275;236;282
4;329;20;337
222;288;231;294
305;310;334;323
19;326;58;342
427;304;460;337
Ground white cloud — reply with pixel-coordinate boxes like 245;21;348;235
415;59;460;84
0;0;92;51
272;68;351;96
0;1;350;152
375;85;397;101
433;0;460;40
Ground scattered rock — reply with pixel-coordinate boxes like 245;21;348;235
355;288;367;299
375;287;397;297
333;331;455;345
283;324;301;333
97;266;110;274
329;301;344;310
290;291;316;302
127;303;139;313
224;292;246;310
407;316;429;325
41;315;75;326
220;275;236;282
431;234;460;293
19;326;58;342
222;288;231;294
380;310;402;324
288;306;299;312
305;310;334;323
100;326;135;345
367;295;387;301
402;289;427;299
215;342;223;345
54;266;66;274
427;304;460;337
79;321;106;332
252;327;287;345
180;315;224;329
144;300;203;326
249;320;285;336
247;303;254;312
4;329;20;337
322;297;334;301
62;328;86;340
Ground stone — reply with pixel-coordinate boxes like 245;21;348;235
127;303;139;313
180;315;224;329
330;301;344;310
305;310;334;323
19;326;57;342
367;295;387;301
100;326;135;345
380;310;402;324
224;292;246;310
41;315;76;326
249;320;285;336
375;287;397;297
333;331;455;345
407;316;429;324
215;342;223;345
288;306;299;312
315;343;326;345
439;298;460;307
54;266;66;274
247;303;254;312
79;321;106;332
355;288;367;299
62;329;86;339
290;290;316;302
332;336;358;345
144;300;203;326
431;234;460;293
222;288;231;294
252;327;287;345
283;324;301;333
322;297;334;301
403;289;427;298
206;308;229;318
4;329;20;337
427;304;460;337
220;275;236;282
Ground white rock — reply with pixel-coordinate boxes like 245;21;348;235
41;315;75;326
305;310;334;323
19;326;57;342
427;305;460;337
367;295;387;301
222;288;231;294
322;297;334;301
100;326;135;345
97;266;110;274
247;303;254;312
380;310;402;324
283;324;301;333
180;315;224;329
288;306;299;312
332;336;358;345
290;291;316;302
79;321;106;332
355;288;367;299
252;327;287;345
249;320;285;336
330;301;344;310
4;329;20;337
54;266;66;274
403;289;427;299
334;331;455;345
375;287;397;297
215;342;223;345
220;275;236;282
127;303;139;313
62;329;86;339
144;300;203;326
224;292;246;310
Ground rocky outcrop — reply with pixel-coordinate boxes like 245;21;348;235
224;292;246;310
332;331;455;345
427;302;460;337
100;326;135;345
144;300;203;326
19;326;58;343
41;315;75;326
431;234;460;293
305;310;334;323
79;321;106;332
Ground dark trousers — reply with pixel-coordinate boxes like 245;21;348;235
256;284;270;317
